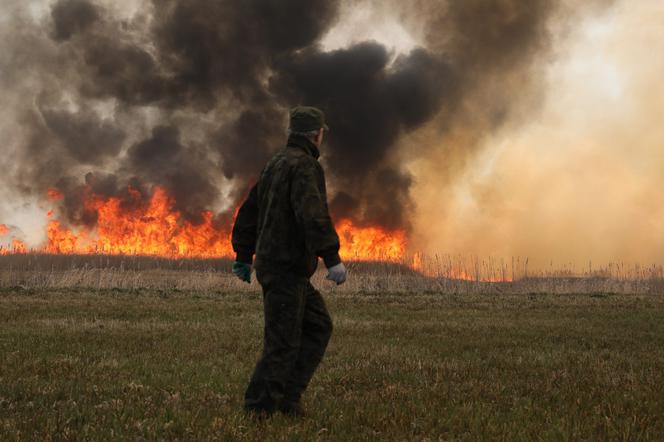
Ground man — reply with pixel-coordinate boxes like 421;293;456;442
231;106;347;418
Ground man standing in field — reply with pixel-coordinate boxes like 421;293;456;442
231;106;347;418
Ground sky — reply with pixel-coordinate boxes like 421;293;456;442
1;0;663;268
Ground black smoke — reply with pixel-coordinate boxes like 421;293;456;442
51;0;99;41
1;0;563;235
41;106;126;164
270;43;452;228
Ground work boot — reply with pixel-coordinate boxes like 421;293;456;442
277;400;306;418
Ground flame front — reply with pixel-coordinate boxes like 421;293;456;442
46;187;233;258
0;223;28;255
336;219;407;262
40;186;407;262
1;188;513;282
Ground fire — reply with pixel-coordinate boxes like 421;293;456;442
0;224;28;255
0;188;512;282
46;219;81;254
37;186;410;262
46;187;233;258
47;188;64;201
0;224;29;255
336;219;407;262
1;188;512;282
11;239;27;254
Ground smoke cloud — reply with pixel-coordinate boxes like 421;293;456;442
2;0;632;265
412;0;664;267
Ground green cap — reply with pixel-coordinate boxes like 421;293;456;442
289;106;329;132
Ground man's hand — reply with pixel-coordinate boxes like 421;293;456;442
232;261;252;283
326;262;347;285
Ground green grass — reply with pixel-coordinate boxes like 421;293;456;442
1;288;663;440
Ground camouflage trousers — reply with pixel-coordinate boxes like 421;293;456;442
244;271;333;412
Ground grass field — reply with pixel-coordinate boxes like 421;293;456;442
1;287;663;440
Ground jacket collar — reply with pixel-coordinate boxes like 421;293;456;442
286;134;320;160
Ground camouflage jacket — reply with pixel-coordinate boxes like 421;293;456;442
231;134;341;277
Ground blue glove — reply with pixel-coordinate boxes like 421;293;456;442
232;261;252;283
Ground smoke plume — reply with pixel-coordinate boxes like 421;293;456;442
412;0;664;267
0;0;586;248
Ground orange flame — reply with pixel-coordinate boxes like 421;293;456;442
1;188;513;282
336;219;407;262
39;186;411;262
46;219;81;254
0;188;512;282
0;240;28;255
46;187;233;258
11;239;28;254
47;188;64;201
0;224;29;255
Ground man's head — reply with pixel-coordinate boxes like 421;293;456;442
288;106;329;148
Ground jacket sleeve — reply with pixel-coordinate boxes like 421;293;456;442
290;159;341;268
231;183;259;264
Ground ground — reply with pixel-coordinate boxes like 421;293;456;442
1;288;663;440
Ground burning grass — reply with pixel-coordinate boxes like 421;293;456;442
7;185;660;294
2;186;409;263
1;289;663;439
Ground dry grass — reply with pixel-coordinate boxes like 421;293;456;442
2;254;664;439
2;289;663;440
1;253;664;294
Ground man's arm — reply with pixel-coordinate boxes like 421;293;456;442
231;184;259;265
289;159;341;268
